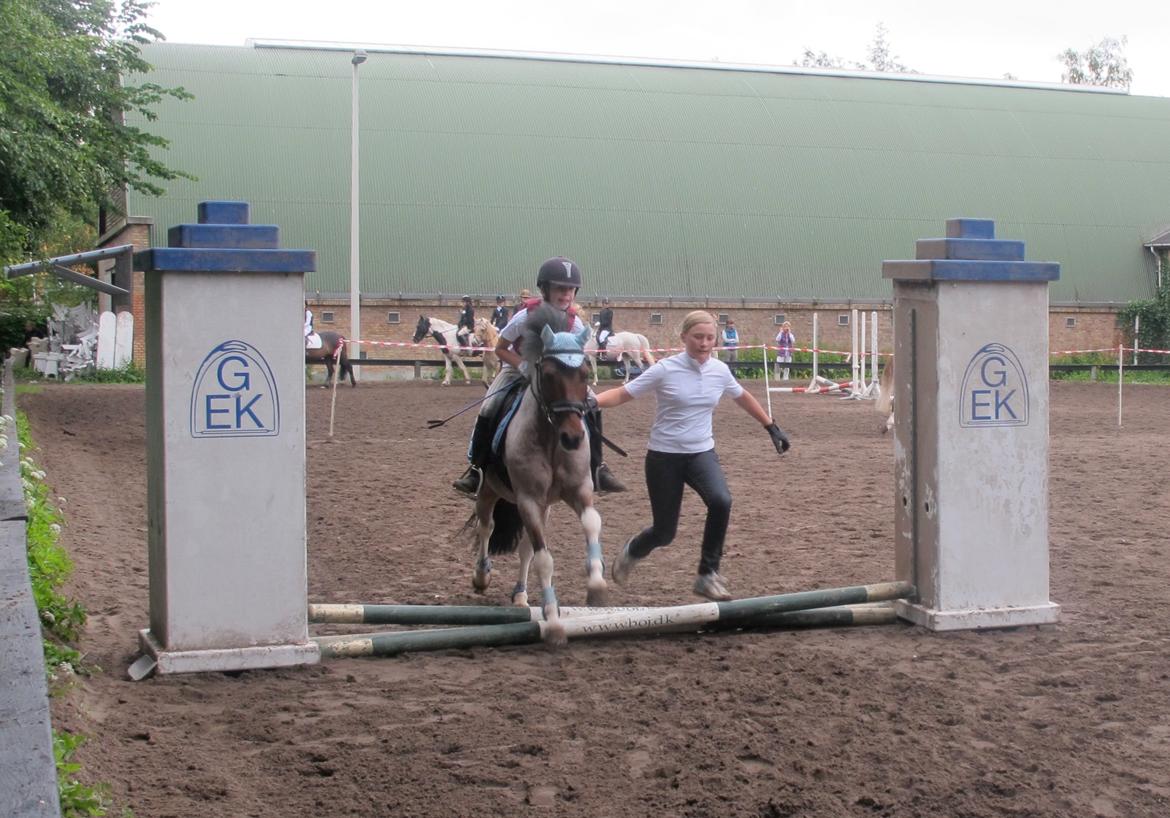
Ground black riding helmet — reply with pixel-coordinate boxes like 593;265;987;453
536;256;583;292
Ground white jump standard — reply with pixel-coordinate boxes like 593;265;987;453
129;201;319;678
883;218;1061;631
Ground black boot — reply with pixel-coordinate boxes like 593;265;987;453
452;414;492;496
588;409;627;493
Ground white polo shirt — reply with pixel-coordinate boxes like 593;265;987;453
624;352;744;453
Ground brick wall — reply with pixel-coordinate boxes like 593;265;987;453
306;298;1124;363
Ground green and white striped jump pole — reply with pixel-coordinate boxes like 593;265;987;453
314;581;912;658
309;603;650;626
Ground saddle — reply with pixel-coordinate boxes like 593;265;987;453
480;376;529;491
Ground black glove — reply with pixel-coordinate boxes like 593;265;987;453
765;422;790;455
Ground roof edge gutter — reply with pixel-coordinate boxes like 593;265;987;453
247;39;1125;95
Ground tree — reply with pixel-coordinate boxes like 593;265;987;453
796;23;915;74
1057;36;1133;90
0;0;191;265
1118;258;1170;364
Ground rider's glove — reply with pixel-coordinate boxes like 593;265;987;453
765;422;790;455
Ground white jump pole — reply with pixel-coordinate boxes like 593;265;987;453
870;310;879;396
1117;343;1124;428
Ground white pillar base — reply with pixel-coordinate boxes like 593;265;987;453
138;629;320;675
895;600;1060;631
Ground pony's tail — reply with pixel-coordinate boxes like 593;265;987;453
641;335;656;365
487;500;524;555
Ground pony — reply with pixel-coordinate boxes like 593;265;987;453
472;317;500;386
470;303;606;645
305;330;356;387
876;358;894;434
584;328;657;385
411;315;473;386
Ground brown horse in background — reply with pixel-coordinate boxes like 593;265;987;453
306;330;356;387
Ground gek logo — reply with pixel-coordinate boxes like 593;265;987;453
959;343;1029;428
190;340;280;437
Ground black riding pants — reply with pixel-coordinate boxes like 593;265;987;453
627;449;732;576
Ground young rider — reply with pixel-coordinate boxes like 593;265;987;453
597;297;614;350
456;295;475;349
491;295;510;330
452;256;627;496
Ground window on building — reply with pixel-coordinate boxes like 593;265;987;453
1065;317;1077;328
591;312;601;325
387;311;400;324
718;313;729;325
321;311;335;323
838;314;850;326
773;313;786;325
650;313;664;325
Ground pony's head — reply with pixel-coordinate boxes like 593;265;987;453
522;303;591;450
411;314;431;343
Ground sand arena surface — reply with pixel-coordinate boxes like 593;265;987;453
21;378;1170;817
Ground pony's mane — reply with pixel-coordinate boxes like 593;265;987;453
521;303;570;369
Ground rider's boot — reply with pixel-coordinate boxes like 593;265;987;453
588;409;627;494
452;414;492;496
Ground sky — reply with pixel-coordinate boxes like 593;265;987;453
142;0;1170;97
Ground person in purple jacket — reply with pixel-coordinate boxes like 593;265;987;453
594;309;790;601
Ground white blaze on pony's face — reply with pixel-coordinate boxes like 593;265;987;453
683;322;718;364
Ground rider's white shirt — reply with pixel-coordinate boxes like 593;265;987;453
623;352;744;453
498;306;586;371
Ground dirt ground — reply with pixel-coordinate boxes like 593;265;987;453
19;377;1170;818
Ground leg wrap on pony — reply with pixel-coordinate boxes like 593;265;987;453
588;408;626;493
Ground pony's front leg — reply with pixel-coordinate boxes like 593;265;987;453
577;503;606;606
512;536;533;608
472;492;497;592
516;498;564;647
441;354;453;386
623;355;632;384
454;354;471;385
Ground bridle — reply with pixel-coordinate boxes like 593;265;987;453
531;356;590;426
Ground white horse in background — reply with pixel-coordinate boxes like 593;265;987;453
584;326;657;385
472;317;500;386
411;315;473;386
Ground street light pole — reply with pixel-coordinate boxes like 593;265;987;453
349;49;367;377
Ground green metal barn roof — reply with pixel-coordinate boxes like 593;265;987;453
126;42;1170;304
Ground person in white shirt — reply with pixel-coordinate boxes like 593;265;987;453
595;310;790;601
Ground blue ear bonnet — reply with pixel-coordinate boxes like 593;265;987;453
540;324;590;368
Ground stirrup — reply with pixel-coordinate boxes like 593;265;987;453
452;466;482;496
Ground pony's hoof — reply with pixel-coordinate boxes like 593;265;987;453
585;584;607;608
542;621;567;649
511;591;529;608
472;571;491;592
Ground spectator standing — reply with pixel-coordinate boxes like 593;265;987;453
774;321;796;380
720;318;739;364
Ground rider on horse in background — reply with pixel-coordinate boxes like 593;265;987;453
304;300;322;349
491;294;510;330
597;297;614;352
456;295;476;350
452;257;628;496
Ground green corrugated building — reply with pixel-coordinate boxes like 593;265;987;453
102;42;1170;363
115;41;1168;306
